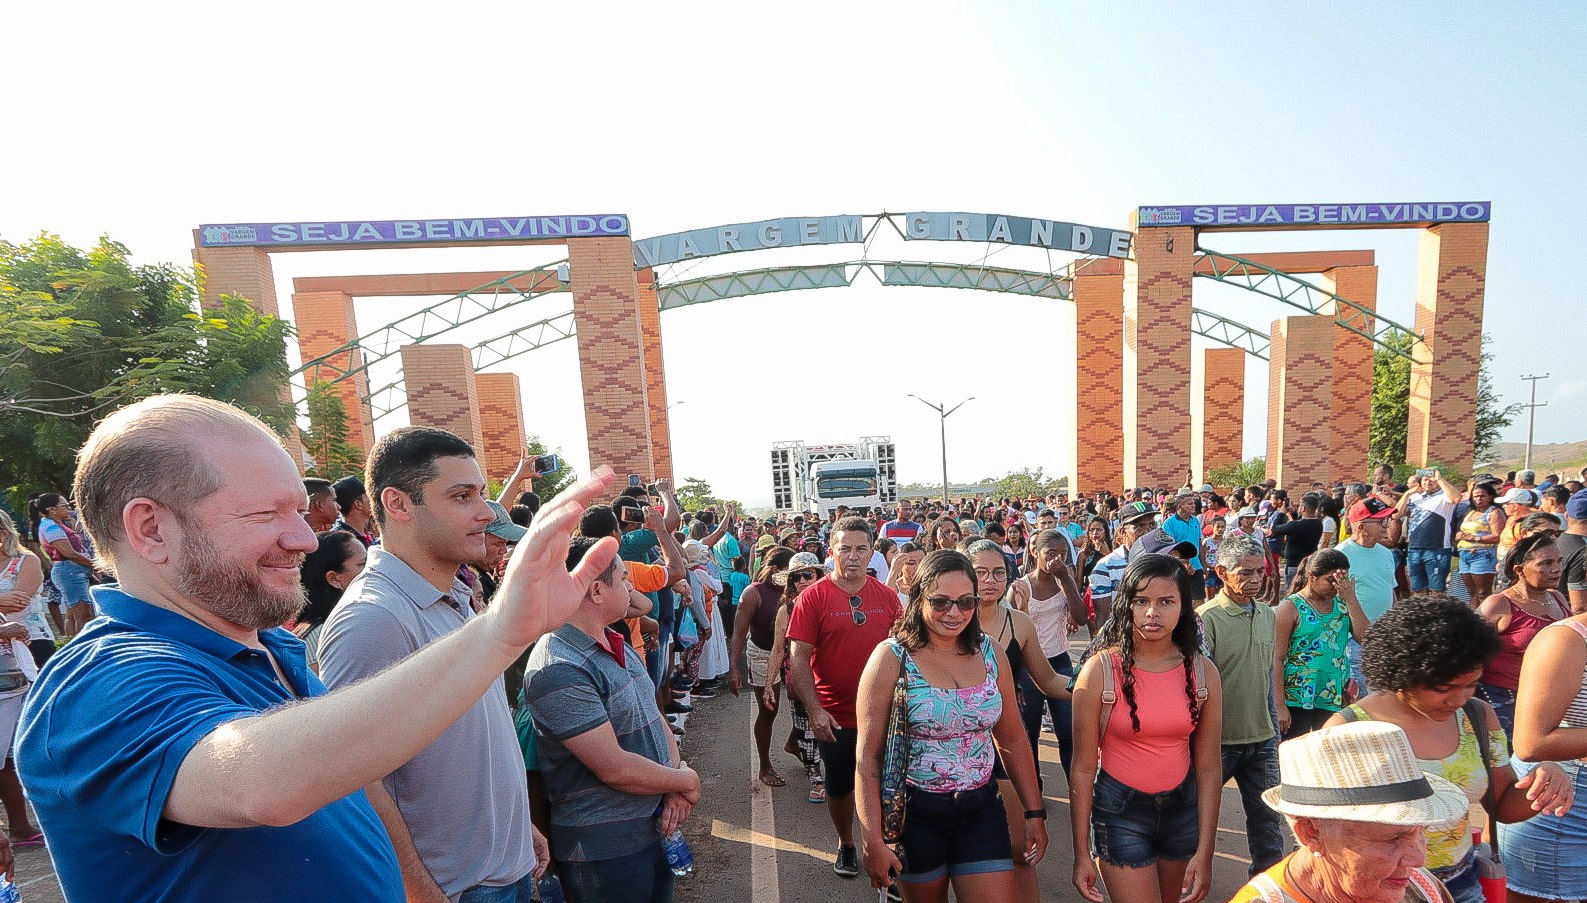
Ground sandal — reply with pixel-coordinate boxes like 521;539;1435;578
12;832;42;848
808;783;826;804
759;769;787;788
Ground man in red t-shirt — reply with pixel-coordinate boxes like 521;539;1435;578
787;516;902;879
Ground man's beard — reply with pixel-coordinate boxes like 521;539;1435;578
176;521;306;631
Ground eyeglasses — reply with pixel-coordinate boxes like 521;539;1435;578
926;595;978;612
848;595;867;626
973;567;1009;582
790;570;820;583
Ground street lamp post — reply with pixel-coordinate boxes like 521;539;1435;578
1520;374;1549;471
908;395;974;506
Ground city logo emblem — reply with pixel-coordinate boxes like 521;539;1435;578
202;225;258;244
1137;207;1182;225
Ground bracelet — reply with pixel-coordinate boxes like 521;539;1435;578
1023;809;1047;820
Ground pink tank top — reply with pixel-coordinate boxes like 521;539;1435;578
1486;593;1567;690
1101;659;1195;792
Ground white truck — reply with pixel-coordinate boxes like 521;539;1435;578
770;437;898;518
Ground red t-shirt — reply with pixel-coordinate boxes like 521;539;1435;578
785;576;902;729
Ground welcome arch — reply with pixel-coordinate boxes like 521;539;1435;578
195;203;1487;491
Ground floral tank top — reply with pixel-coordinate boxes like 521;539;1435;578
1344;703;1507;871
1281;593;1352;711
888;636;1002;792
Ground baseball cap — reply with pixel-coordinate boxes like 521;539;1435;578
1199;483;1215;493
1568;490;1587;522
1118;501;1158;525
485;500;527;542
331;476;366;512
1131;528;1199;560
1349;497;1395;523
1495;487;1538;507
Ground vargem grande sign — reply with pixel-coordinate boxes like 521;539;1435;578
1136;202;1490;229
198;215;630;247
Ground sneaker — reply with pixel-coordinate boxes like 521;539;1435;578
833;843;860;878
885;884;902;902
664;700;693;714
691;687;716;699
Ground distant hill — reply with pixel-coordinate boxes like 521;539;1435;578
1486;440;1587;477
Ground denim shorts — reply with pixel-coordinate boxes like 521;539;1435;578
1090;768;1199;867
1461;547;1497;575
896;782;1014;884
50;560;92;607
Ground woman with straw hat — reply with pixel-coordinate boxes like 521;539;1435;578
764;552;832;803
1229;721;1468;902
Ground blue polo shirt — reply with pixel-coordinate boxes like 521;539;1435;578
1163;513;1205;571
16;586;401;903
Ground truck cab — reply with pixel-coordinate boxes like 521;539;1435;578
809;459;880;517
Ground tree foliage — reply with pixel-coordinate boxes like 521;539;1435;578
0;233;293;510
301;380;366;479
992;467;1066;499
1368;329;1520;469
1205;457;1268;491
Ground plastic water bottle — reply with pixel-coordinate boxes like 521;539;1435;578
535;874;566;903
662;828;694;877
0;874;19;903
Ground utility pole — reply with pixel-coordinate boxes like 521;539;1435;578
1520;373;1549;471
908;395;974;505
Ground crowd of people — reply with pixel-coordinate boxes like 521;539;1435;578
6;393;1587;902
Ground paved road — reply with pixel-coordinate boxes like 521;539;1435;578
671;681;1272;903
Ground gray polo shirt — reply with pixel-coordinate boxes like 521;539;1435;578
319;547;534;900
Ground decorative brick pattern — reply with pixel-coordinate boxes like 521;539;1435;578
1317;266;1377;481
636;269;674;482
569;237;655;478
1123;226;1194;488
1200;347;1246;481
1267;317;1333;489
1408;224;1487;470
292;290;374;456
476;373;526;488
398;344;485;457
1070;274;1124;495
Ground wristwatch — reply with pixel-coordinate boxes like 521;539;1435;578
1024;808;1047;820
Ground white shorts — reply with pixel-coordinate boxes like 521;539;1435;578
746;643;771;687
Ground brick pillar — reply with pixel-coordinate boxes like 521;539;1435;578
1123;225;1195;488
399;344;485;456
192;237;279;315
636;269;674;483
1267;317;1334;490
568;237;654;478
1199;347;1246;483
292;290;374;457
1316;266;1378;483
476;373;526;488
190;232;306;466
1408;224;1488;470
1069;274;1124;496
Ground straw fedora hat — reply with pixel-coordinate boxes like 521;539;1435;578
1262;722;1468;826
771;551;829;586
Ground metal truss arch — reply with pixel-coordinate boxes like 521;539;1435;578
1195;248;1423;362
288;264;569;386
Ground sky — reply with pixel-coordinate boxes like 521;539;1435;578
4;2;1584;506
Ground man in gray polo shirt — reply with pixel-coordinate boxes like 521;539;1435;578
525;536;699;903
321;427;544;902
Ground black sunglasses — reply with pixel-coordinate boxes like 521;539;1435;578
848;595;867;626
926;595;977;612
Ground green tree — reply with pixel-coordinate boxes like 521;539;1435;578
675;477;722;512
993;467;1062;499
1205;457;1268;491
0;233;293;509
301;379;365;478
1368;329;1520;469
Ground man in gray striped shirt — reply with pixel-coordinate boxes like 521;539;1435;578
525;536;700;903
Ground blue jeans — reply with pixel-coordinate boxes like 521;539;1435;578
558;841;673;903
458;871;535;903
1478;682;1517;738
1220;739;1284;874
1407;548;1451;593
1045;653;1074;776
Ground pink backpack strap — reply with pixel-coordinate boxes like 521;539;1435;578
1407;867;1445;901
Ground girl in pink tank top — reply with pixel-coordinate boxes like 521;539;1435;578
1070;553;1223;903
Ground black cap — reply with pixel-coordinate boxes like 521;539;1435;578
332;476;366;513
